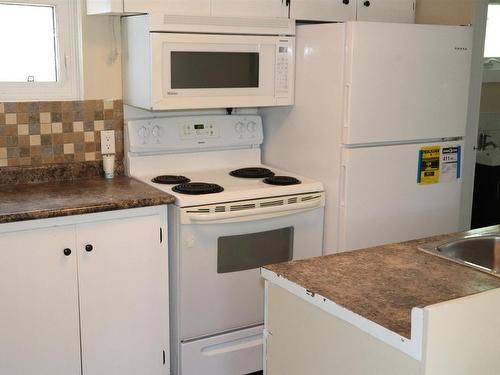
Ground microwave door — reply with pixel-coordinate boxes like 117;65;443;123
170;51;260;90
149;33;294;110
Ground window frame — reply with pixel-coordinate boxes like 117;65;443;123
0;0;83;100
483;1;500;83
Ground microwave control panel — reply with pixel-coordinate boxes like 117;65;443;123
275;39;294;97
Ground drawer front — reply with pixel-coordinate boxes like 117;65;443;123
181;325;263;375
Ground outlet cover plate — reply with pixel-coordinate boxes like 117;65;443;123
101;130;116;155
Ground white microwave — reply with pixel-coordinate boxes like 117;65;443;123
122;15;295;111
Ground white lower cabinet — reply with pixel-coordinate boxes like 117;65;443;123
0;208;169;375
0;226;81;375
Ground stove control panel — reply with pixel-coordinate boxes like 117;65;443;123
179;123;220;140
127;115;264;153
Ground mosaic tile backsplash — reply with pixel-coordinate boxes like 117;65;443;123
0;100;123;168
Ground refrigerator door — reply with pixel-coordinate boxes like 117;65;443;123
338;141;463;252
343;22;472;145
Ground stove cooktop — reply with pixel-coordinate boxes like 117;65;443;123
138;165;322;207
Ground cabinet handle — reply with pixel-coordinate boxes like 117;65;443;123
343;0;349;4
85;244;94;252
363;1;370;6
63;248;72;256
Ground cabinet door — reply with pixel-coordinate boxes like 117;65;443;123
356;0;415;23
290;0;356;22
77;215;168;375
124;0;211;16
211;0;288;18
0;226;81;375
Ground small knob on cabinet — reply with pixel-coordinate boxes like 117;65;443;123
63;248;72;256
364;1;370;6
85;244;93;252
343;0;349;4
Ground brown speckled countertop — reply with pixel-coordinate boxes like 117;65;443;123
264;226;500;339
0;176;175;223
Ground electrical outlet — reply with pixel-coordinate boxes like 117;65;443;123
100;130;116;155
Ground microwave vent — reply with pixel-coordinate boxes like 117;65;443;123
162;15;291;30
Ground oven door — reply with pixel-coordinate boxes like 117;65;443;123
177;194;324;340
150;33;294;110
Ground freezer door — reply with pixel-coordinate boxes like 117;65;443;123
338;142;463;252
343;22;472;144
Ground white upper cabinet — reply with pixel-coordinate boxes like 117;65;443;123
124;0;211;16
211;0;288;18
88;0;414;23
0;226;81;375
87;0;124;15
290;0;356;22
290;0;414;22
356;0;415;23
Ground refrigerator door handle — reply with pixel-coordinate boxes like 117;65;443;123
338;164;348;251
343;84;351;129
340;165;347;208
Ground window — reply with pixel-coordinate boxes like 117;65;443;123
0;0;82;100
483;2;500;82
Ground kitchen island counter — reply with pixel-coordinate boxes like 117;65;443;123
263;226;500;340
262;227;500;374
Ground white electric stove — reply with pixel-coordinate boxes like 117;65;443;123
126;115;325;375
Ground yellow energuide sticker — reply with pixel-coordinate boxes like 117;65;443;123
418;146;441;185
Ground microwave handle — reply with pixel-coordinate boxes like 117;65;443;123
186;198;322;224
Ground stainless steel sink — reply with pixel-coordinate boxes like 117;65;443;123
419;234;500;276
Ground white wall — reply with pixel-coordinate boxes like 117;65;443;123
81;2;122;100
124;105;258;121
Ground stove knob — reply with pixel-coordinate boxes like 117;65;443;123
246;121;257;133
151;125;162;138
235;122;245;133
138;126;150;139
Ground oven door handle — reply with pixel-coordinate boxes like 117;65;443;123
184;198;323;224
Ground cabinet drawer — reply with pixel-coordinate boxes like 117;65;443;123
181;325;263;375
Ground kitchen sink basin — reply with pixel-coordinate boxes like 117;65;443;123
419;235;500;276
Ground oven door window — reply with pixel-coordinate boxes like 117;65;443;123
171;51;259;89
217;227;293;274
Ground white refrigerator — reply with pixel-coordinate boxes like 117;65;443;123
261;22;472;254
